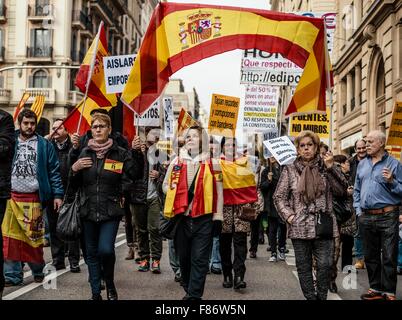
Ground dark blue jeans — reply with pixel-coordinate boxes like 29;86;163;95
175;214;213;299
0;199;6;291
359;210;399;295
292;238;334;300
82;219;120;295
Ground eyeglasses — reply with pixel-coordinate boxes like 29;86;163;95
299;143;314;148
91;124;109;130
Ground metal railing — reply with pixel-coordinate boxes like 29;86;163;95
71;50;85;63
28;4;53;17
27;46;53;58
72;10;88;26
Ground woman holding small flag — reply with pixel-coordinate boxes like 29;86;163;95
219;137;259;290
69;114;143;300
163;126;223;300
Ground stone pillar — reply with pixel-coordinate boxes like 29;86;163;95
355;64;361;108
354;0;362;28
347;73;353;112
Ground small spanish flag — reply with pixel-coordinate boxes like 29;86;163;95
104;159;123;174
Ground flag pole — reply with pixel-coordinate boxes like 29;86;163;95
324;23;333;150
76;21;104;134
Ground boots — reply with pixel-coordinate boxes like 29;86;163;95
234;276;246;289
222;274;233;288
125;247;134;260
106;282;118;300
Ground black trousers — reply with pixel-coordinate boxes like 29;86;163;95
47;204;80;266
0;199;6;292
249;214;263;253
340;234;354;270
220;232;247;279
268;217;287;254
175;214;213;299
359;210;400;295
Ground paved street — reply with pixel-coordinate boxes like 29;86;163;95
2;225;402;300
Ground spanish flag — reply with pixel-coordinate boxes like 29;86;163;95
75;21;117;108
177;108;198;135
220;157;257;205
121;2;332;116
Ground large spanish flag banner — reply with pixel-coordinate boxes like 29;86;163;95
121;2;332;116
75;21;117;108
63;98;112;135
220;157;258;205
2;193;45;264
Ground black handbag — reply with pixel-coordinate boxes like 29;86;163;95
238;204;258;221
315;212;333;239
332;197;353;224
56;191;81;241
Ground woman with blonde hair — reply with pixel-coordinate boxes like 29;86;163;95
273;130;347;300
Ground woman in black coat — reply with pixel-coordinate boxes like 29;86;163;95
70;114;143;300
260;157;287;262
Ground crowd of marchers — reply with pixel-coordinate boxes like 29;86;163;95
0;107;401;301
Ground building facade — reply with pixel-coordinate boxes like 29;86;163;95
271;0;402;155
0;0;152;135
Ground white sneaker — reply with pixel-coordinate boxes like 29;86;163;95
269;254;277;262
278;252;286;261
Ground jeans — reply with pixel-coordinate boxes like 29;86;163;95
0;199;6;291
168;239;181;277
82;219;120;295
398;232;402;270
267;217;287;254
359;210;399;295
46;204;80;267
4;260;44;285
249;214;263;253
354;223;364;260
131;198;162;261
124;201;137;248
292;238;334;300
209;236;221;269
220;232;247;279
175;214;213;299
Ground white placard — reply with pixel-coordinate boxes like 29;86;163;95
134;100;160;127
262;130;278;159
243;85;279;131
163;96;174;138
263;136;297;166
104;54;136;94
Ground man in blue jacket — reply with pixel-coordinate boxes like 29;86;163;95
2;109;64;287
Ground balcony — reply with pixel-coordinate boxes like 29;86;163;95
23;88;56;104
68;91;84;105
90;0;114;25
0;4;6;23
27;46;53;61
81;16;94;37
0;88;11;103
72;10;89;30
28;4;54;22
71;50;85;63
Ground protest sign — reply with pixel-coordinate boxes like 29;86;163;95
157;140;173;153
104;54;136;94
263;136;297;166
288;108;331;146
163;97;174;138
134;100;160;127
262;130;278;159
386;102;402;147
208;94;240;137
243;85;278;131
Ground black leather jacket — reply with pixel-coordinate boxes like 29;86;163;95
0;110;15;199
69;142;143;222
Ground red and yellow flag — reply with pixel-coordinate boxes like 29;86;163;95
121;2;332;116
177;108;197;135
13;92;31;122
220;157;258;205
63;98;112;135
30;95;46;122
75;21;117;108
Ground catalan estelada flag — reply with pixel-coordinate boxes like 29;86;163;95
220;157;258;205
121;2;332;116
30;95;46;122
2;192;45;264
75;21;117;108
13;92;31;122
63;98;112;135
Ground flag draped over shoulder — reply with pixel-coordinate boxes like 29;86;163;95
63;98;112;135
75;21;117;108
2;193;45;264
121;2;332;116
220;157;257;205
